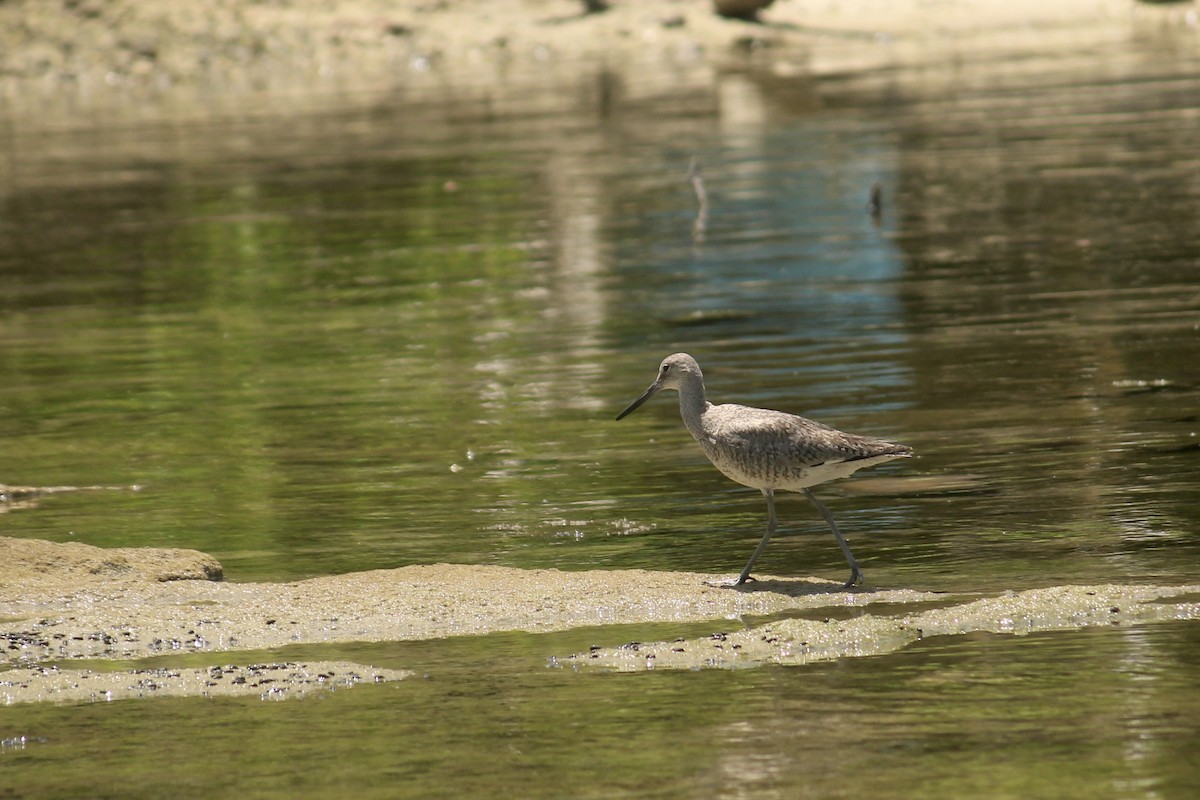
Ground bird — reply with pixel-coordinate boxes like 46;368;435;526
616;353;912;588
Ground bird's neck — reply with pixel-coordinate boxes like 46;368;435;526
677;376;710;439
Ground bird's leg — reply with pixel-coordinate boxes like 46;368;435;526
735;489;776;586
802;488;863;588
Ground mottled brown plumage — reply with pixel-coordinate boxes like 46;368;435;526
617;353;912;587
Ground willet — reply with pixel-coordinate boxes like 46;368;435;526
616;353;912;587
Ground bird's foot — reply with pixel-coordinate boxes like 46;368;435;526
704;575;756;588
843;568;864;589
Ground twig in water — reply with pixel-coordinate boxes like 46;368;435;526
867;182;883;221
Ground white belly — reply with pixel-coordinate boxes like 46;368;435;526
708;450;904;492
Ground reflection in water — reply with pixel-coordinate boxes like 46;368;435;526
887;41;1200;592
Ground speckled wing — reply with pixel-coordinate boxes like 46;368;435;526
697;404;911;490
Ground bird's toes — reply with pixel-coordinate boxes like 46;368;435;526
703;576;754;588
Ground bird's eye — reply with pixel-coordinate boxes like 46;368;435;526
661;364;671;373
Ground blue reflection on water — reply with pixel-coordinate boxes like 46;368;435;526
614;121;910;411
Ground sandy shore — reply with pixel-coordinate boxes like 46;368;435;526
1;0;1168;122
3;536;1198;703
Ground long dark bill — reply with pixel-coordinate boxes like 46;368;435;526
615;381;661;421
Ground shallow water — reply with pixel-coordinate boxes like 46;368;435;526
4;621;1199;799
2;15;1200;799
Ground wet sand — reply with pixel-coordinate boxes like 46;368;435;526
1;662;411;705
4;536;1198;703
573;584;1200;671
1;536;936;666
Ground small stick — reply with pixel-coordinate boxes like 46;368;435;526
867;182;883;219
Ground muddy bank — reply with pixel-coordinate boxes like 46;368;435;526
1;537;937;666
0;534;932;703
4;536;1200;703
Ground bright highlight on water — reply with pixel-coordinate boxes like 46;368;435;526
617;353;913;587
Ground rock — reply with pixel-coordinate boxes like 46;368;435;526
0;535;223;587
713;0;774;21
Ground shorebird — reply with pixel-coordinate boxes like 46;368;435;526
616;353;912;587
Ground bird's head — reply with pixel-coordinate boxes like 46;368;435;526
616;353;702;420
